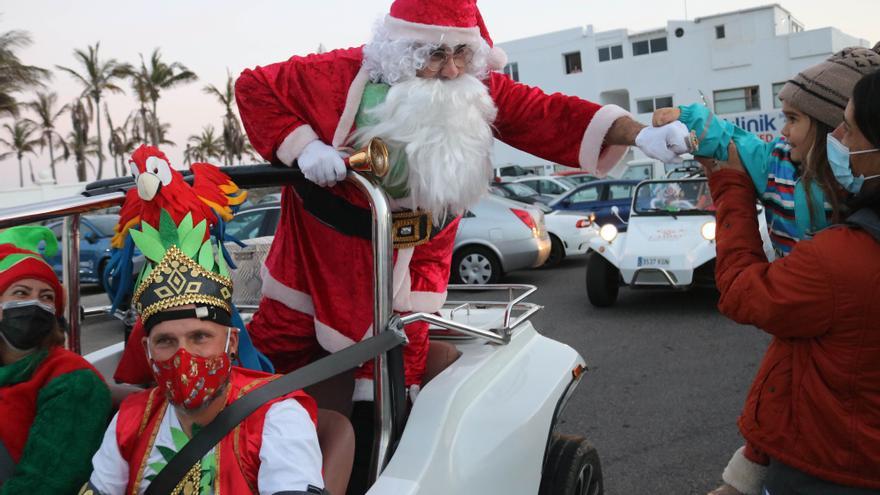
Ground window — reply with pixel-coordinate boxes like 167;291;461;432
598;44;623;62
609;184;634;200
715;25;726;39
225;210;268;241
772;82;786;109
570;186;600;203
538;179;568;195
633;37;668;56
649;37;667;53
632;40;649;56
563;52;582;74
635;96;674;114
713;86;760;114
503;62;519;82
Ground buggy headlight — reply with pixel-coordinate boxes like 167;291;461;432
701;221;716;241
599;224;618;243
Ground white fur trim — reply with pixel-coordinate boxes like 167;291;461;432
721;446;767;495
260;264;315;315
314;319;358;353
352;380;421;402
579;104;632;178
276;125;320;166
488;46;508;71
392;248;414;311
384;14;482;47
332;66;370;147
353;378;374;402
408;291;448;313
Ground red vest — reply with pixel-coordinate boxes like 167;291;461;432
115;367;317;495
0;347;100;462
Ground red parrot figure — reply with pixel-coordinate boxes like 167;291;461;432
111;145;246;248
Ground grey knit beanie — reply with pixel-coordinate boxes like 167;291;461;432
778;44;880;128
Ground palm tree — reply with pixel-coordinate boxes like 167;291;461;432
135;49;197;146
0;120;42;187
203;72;246;165
67;98;99;182
28;92;68;182
56;42;130;180
187;125;224;163
0;29;49;117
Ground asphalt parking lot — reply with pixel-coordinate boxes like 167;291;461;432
80;253;770;495
504;256;771;495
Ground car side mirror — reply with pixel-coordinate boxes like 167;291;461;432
85;232;97;244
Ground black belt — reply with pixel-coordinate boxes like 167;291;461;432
291;180;454;248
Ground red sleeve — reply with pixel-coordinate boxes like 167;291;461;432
234;47;363;163
744;441;770;465
711;170;834;338
488;72;630;175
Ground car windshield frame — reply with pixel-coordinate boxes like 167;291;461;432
631;178;715;217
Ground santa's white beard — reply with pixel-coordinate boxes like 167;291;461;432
352;74;498;221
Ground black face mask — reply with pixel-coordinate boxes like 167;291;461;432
0;300;57;352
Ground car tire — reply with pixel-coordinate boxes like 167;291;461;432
451;246;501;285
539;433;603;495
98;258;110;292
586;252;619;307
543;234;565;268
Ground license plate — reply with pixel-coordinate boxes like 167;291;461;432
637;256;670;267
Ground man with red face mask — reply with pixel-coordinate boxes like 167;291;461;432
83;210;325;494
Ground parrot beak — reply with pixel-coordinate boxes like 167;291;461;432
137;173;162;201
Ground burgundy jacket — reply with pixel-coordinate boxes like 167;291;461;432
710;170;880;489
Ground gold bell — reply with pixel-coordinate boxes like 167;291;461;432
344;138;389;178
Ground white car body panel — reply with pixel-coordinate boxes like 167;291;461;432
544;211;598;257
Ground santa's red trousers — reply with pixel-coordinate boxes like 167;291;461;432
248;185;458;399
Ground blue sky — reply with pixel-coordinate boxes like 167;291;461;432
2;0;877;187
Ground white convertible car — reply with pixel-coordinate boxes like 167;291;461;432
2;165;604;495
585;177;774;307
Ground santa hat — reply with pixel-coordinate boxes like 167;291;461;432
0;226;65;315
384;0;508;70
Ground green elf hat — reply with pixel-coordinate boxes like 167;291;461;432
131;209;233;332
0;226;65;315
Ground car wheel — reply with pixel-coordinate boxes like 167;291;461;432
586;252;619;307
451;246;501;284
98;258;110;292
540;433;603;495
543;234;565;268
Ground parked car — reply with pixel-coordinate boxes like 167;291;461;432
513;175;578;197
222;198;552;285
493;164;537;179
541;210;597;267
488;181;554;205
547;179;640;230
452;195;550;284
552;170;598;186
585;178;774;307
44;215;119;289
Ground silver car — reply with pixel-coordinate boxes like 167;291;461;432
451;195;551;284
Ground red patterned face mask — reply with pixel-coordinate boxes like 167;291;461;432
149;329;232;410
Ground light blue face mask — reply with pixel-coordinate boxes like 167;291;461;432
826;134;880;194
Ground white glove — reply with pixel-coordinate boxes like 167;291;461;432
298;140;347;187
635;121;693;163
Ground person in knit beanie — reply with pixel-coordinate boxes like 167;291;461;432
0;226;110;495
651;44;880;495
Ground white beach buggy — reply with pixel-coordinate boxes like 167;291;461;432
0;164;602;495
585;177;774;307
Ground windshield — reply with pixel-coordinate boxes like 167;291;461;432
633;180;715;215
504;182;539;196
86;215;119;236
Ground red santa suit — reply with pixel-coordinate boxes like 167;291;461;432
236;0;631;399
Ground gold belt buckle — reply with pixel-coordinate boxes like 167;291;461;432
392;210;432;248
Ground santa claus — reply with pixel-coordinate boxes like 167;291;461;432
235;0;688;403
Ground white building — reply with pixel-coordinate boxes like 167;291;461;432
492;3;870;173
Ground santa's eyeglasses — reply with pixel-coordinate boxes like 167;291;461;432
424;45;474;72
